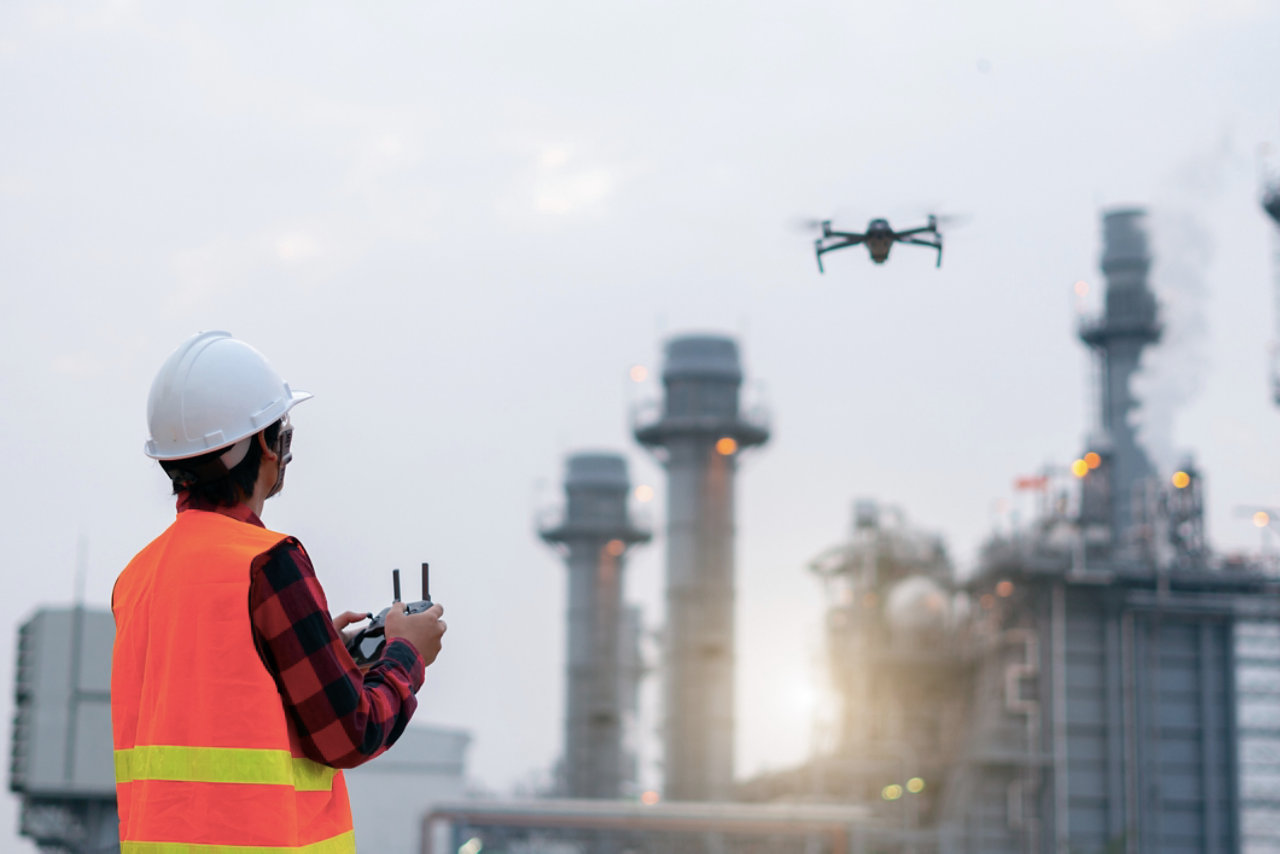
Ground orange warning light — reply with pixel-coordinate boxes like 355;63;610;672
1171;471;1191;489
716;437;738;456
1084;452;1101;469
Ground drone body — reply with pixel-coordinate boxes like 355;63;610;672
814;215;943;272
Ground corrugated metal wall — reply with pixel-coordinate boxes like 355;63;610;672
1235;620;1280;853
1049;587;1239;853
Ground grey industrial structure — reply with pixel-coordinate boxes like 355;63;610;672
429;210;1280;853
634;335;770;803
741;209;1280;853
9;607;118;854
539;453;650;799
1264;182;1280;406
1078;209;1163;557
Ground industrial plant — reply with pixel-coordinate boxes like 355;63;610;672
427;207;1280;853
12;207;1280;854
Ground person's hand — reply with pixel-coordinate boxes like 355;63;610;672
332;610;371;643
385;602;446;667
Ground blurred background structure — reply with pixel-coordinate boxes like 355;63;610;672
539;452;650;800
9;608;118;854
421;211;1280;853
634;335;770;803
1264;180;1280;405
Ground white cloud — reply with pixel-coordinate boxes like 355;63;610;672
539;146;572;170
275;230;321;264
346;130;425;191
533;167;616;216
498;143;620;218
27;0;142;33
51;353;105;379
1117;0;1266;40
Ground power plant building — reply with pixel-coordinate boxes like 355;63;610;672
742;209;1280;853
451;211;1280;854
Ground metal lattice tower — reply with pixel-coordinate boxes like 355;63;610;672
539;453;650;799
1079;209;1162;553
634;335;769;802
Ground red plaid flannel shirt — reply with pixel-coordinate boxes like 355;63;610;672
177;495;425;768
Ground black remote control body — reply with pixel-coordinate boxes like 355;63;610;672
346;564;433;667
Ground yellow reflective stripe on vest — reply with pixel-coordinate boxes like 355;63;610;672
120;830;356;854
115;746;336;792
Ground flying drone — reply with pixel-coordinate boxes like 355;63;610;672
813;216;943;272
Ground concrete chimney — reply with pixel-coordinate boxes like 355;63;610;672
539;452;650;798
634;334;769;801
1079;208;1162;551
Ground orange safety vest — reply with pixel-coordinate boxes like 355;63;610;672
112;509;356;853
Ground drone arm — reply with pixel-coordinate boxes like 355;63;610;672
815;235;866;273
900;235;944;268
894;224;936;238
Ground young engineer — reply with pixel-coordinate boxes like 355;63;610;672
111;331;446;852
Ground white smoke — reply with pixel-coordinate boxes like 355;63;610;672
1131;137;1241;473
1132;209;1213;473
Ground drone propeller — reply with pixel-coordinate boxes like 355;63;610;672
893;201;969;227
789;216;832;232
930;212;971;229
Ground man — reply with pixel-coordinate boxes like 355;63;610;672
111;330;446;853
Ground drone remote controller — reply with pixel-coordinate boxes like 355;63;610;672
346;563;434;667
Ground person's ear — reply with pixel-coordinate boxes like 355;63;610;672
258;431;279;462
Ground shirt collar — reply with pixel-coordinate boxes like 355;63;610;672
176;492;265;528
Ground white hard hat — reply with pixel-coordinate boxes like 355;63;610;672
145;331;312;461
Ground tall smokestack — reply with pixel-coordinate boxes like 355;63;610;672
1079;209;1162;551
539;452;650;798
1263;184;1280;229
1262;183;1280;407
634;334;769;801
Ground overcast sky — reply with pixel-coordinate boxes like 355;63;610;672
3;0;1279;848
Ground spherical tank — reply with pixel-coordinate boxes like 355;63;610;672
884;575;952;644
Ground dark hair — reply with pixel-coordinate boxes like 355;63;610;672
161;421;282;507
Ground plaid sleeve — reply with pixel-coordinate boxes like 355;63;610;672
248;538;426;769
